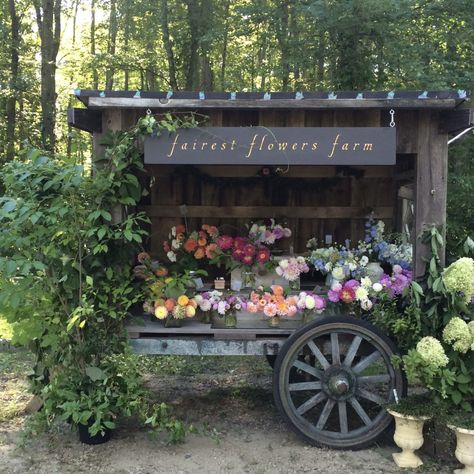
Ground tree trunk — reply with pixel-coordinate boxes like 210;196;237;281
6;0;20;161
35;0;61;152
67;0;80;160
160;0;178;90
185;0;200;90
220;0;230;90
91;0;98;89
105;0;117;90
275;1;290;91
123;1;131;90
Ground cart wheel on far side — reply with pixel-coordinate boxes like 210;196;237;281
273;315;406;450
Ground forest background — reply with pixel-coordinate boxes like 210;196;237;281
0;0;473;254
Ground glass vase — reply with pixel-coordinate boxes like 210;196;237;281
303;311;315;324
241;269;256;290
224;312;237;328
268;316;281;328
165;317;182;328
289;278;300;291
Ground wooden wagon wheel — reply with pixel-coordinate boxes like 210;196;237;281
273;315;406;450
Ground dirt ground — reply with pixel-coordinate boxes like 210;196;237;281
0;352;456;474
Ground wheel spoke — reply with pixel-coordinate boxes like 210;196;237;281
289;381;322;392
296;391;327;415
352;350;381;374
316;399;335;430
306;340;330;370
357;374;391;384
330;333;340;364
293;359;322;379
349;397;372;426
357;388;385;405
338;401;348;434
343;336;362;367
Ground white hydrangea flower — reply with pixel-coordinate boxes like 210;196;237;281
360;256;369;267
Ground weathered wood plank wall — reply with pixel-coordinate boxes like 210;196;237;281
141;108;405;257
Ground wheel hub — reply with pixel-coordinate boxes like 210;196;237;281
321;366;357;401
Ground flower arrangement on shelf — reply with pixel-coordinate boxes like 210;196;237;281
248;285;294;327
212;234;272;272
134;252;207;326
358;217;412;269
247;219;292;246
153;295;198;327
294;291;326;323
326;266;413;313
195;291;247;327
163;224;219;270
309;245;363;281
275;257;310;289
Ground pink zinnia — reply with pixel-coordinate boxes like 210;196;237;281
256;247;270;264
263;303;277;317
217;235;233;250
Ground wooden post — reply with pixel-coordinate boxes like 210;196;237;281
414;111;448;277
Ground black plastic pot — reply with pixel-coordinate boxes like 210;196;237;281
78;421;112;445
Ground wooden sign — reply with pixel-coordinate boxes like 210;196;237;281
144;127;396;165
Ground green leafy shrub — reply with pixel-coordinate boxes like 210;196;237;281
0;114;199;440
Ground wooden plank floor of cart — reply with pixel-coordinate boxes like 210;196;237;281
126;316;296;356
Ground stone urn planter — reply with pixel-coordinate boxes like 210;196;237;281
448;425;474;473
388;409;431;468
364;262;384;282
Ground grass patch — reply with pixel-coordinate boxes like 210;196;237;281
0;351;34;424
0;316;13;339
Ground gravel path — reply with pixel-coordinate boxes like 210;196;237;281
0;354;455;474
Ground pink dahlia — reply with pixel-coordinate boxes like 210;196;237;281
234;237;247;250
217;235;234;250
263;303;277;317
328;290;340;303
340;287;356;304
314;295;326;310
232;248;244;261
243;244;256;256
242;254;254;266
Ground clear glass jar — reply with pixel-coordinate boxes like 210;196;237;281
241;269;256;289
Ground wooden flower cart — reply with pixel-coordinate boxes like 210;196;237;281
69;90;473;449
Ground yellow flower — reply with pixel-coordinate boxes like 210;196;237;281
177;295;189;306
185;305;196;318
154;306;168;320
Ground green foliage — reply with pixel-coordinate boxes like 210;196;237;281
0;113;196;438
366;288;422;352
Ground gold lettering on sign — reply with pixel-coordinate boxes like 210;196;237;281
363;143;373;151
168;133;180;157
327;134;340;159
246;134;259;158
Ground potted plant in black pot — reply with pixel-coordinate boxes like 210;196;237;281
42;352;181;445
